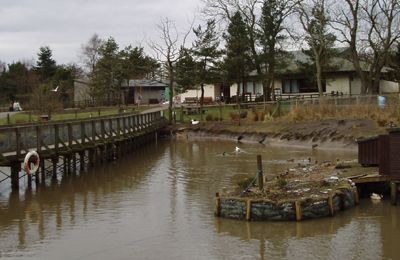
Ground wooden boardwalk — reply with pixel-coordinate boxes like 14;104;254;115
0;110;165;190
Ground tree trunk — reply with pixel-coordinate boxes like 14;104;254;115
168;75;174;125
200;83;204;121
316;58;323;96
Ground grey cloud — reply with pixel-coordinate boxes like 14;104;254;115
0;0;199;64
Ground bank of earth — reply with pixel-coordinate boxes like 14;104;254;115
169;118;387;151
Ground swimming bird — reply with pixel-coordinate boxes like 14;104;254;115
370;193;383;200
191;119;199;125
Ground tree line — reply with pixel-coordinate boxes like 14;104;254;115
0;0;399;114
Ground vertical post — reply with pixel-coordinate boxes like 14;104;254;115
54;124;59;154
36;126;41;152
328;192;335;216
295;201;302;221
52;158;58;181
11;162;20;191
391;182;398;205
29;111;32;122
15;128;21;159
40;159;46;182
257;155;264;190
214;192;221;217
7;113;10;125
246;199;252;221
79;152;85;171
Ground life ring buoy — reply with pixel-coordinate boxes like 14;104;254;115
24;151;40;175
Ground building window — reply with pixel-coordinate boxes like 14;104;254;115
283;79;299;93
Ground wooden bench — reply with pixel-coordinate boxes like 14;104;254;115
184;97;198;104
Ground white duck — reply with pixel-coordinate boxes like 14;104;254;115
191;119;199;125
370;193;383;200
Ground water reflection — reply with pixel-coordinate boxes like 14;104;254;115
0;140;399;259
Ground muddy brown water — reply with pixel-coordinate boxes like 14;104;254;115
0;140;399;260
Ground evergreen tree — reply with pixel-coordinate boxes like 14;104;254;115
91;37;123;104
223;11;252;102
36;46;57;81
258;0;295;100
175;48;197;94
192;19;222;120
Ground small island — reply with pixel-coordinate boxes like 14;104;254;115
215;158;359;221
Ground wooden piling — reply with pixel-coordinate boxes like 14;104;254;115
257;155;264;190
246;199;252;221
40;159;46;182
215;193;221;217
79;152;85;171
295;201;302;221
11;162;20;191
52;158;58;180
391;182;398;205
328;193;335;216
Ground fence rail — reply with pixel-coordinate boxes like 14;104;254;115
0;111;164;160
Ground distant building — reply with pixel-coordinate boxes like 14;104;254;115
121;79;168;105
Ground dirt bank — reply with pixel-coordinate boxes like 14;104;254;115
165;118;388;151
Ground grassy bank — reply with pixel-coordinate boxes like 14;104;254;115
0;107;141;125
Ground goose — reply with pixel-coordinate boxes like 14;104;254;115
370;193;383;200
51;85;59;92
191;119;199;125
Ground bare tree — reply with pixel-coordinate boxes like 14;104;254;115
80;33;104;75
333;0;400;94
149;17;193;124
297;0;336;95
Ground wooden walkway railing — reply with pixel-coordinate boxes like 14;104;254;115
0;110;165;190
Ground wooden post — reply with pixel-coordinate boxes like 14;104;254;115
54;125;59;153
353;187;359;205
11;162;20;191
15;128;21;159
246;199;252;221
52;158;58;180
295;201;302;221
79;152;85;171
328;193;335;216
36;126;41;152
7;113;10;124
257;155;264;190
391;182;398;205
214;193;221;217
40;159;46;182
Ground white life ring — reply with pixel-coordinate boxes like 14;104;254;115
24;151;40;175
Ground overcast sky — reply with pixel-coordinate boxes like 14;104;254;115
0;0;201;66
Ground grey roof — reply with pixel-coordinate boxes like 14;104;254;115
122;79;168;88
249;48;391;76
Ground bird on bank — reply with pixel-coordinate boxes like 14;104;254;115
191;119;199;125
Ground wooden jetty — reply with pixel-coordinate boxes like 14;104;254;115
0;110;165;191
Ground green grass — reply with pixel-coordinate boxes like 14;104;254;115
0;107;139;125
